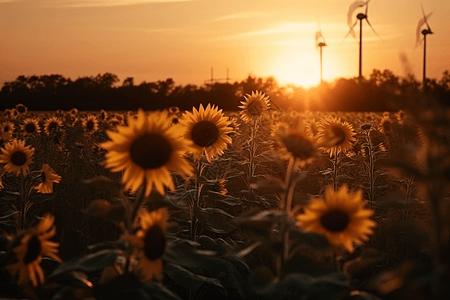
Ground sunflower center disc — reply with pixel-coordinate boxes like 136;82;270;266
11;151;27;167
329;126;346;146
143;225;166;260
320;209;350;232
86;120;94;131
24;235;42;264
191;121;219;147
247;100;263;116
4;126;10;132
25;123;36;133
129;134;172;169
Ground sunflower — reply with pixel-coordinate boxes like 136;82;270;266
238;90;271;123
82;114;99;134
317;117;356;157
100;109;108;121
21;118;41;136
1;121;15;140
272;121;318;165
6;214;62;286
179;104;233;162
9;108;20;119
43;116;63;135
16;104;28;115
35;164;61;194
130;208;168;282
0;139;34;176
100;109;193;196
69;108;78;117
297;185;376;252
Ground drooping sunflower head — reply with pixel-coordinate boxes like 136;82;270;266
238;90;271;123
82;115;99;134
179;104;233;162
271;121;318;164
21;118;41;136
43;117;63;136
35;164;62;194
0;139;35;176
317;117;356;157
101;109;193;196
297;185;376;252
6;214;62;286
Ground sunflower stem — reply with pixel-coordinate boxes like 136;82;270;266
190;160;202;242
19;173;27;230
332;153;339;191
129;180;147;228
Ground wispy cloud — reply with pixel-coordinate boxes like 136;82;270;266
208;11;268;22
42;0;195;8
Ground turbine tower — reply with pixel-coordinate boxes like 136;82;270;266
416;4;433;92
315;29;327;84
345;0;380;84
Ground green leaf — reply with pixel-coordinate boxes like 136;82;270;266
164;263;227;294
194;207;235;233
164;241;215;269
49;249;121;278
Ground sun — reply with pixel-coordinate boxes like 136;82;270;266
265;46;341;88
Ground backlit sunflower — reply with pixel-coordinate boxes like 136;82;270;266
82;114;99;134
21;118;41;136
16;104;28;115
317;117;356;157
100;109;193;196
35;164;61;194
69;108;78;117
129;208;168;282
6;214;62;286
1;121;15;140
297;185;376;252
179;104;233;162
272;121;318;165
9;108;20;119
238;90;270;123
43;116;63;135
0;139;34;176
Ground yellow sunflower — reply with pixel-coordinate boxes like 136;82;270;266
100;109;193;196
16;104;28;115
21;118;41;136
9;108;20;119
132;208;168;282
69;108;78;117
43;116;63;135
6;214;62;286
82;114;99;134
1;121;15;140
317;117;356;157
35;164;62;194
238;90;271;123
0;139;34;176
297;185;376;252
179;104;233;162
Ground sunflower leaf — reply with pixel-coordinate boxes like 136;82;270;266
194;207;236;233
164;263;227;294
289;229;331;251
49;249;121;279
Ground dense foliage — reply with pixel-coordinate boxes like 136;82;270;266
1;70;450;112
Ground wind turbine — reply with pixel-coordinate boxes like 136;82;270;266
416;4;433;91
315;29;327;83
345;0;380;83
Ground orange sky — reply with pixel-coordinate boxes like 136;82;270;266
1;0;449;88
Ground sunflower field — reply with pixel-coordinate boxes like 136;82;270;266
0;91;449;300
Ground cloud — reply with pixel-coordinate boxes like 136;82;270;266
42;0;195;8
208;11;267;22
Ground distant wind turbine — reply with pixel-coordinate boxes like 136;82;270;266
344;0;380;83
416;4;433;91
315;29;327;83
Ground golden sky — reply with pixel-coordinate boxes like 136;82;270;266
1;0;449;88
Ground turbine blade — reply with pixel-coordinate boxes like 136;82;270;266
365;0;370;16
365;18;381;39
343;19;359;43
347;0;367;28
424;11;433;30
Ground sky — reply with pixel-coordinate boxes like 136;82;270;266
1;0;449;88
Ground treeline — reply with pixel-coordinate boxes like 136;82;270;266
0;70;449;112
